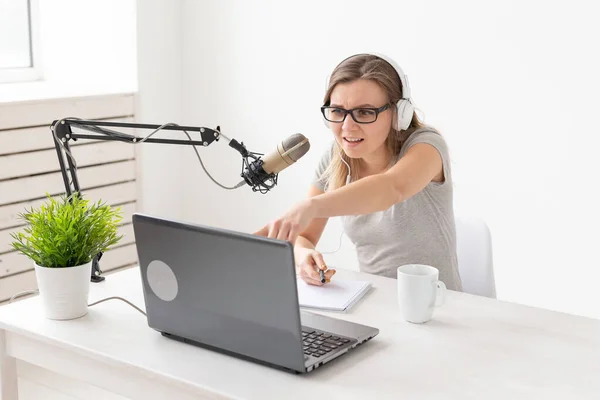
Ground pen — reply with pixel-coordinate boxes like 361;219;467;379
319;267;326;284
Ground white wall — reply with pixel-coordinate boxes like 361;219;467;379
138;0;600;319
136;0;186;219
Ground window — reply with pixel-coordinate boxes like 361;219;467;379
0;0;41;83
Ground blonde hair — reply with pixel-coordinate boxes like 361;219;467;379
320;54;431;191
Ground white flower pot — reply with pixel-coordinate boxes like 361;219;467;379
34;261;92;320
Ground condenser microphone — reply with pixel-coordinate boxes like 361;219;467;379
240;133;310;193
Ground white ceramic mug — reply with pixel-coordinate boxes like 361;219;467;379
397;264;446;323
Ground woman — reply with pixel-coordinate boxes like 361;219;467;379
255;53;462;291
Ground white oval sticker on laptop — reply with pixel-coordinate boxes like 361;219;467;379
147;260;178;301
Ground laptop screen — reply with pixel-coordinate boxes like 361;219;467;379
132;213;306;372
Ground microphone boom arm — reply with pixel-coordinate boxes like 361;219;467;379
52;119;229;196
51;118;257;283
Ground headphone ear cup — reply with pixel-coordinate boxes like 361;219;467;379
395;99;415;131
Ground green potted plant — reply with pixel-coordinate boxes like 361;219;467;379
10;193;123;320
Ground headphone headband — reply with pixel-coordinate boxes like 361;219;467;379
330;52;411;100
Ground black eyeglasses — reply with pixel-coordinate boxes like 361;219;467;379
321;104;390;124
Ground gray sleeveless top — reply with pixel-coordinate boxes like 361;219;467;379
312;128;463;291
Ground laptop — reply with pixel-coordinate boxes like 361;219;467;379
132;213;379;374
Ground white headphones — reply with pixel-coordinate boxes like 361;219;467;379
324;52;415;131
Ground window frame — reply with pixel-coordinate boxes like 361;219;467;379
0;0;42;84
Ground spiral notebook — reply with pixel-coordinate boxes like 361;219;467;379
296;278;372;312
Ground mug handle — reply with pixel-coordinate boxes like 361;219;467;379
435;281;446;307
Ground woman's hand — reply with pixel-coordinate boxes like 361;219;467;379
296;248;336;286
254;199;317;244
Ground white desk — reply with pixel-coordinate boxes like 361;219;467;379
1;267;599;400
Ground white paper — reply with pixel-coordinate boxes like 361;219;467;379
296;278;372;312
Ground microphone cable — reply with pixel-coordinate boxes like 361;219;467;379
319;218;346;255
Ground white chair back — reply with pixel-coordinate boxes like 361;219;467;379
455;215;496;298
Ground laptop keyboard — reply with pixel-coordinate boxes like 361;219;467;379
302;328;351;358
